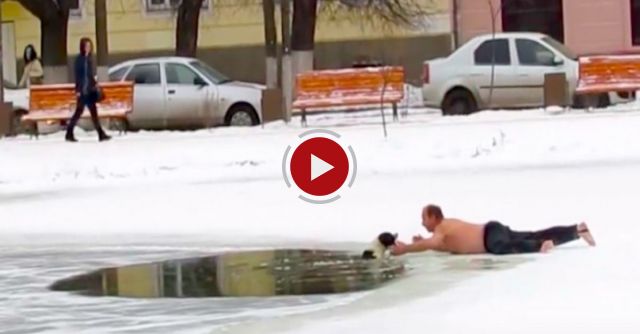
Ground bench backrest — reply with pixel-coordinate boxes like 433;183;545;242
295;66;405;103
577;55;640;94
29;81;134;116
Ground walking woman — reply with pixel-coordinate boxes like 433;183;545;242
65;37;111;142
18;44;44;87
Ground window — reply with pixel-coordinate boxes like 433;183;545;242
542;36;576;60
632;0;640;45
126;63;161;84
109;66;130;82
189;60;231;84
474;39;511;65
165;63;202;85
516;39;555;66
70;0;83;18
502;0;564;43
145;0;210;12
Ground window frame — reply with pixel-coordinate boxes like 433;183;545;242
473;38;512;66
632;0;640;45
126;63;163;85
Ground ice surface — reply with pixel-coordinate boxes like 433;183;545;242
2;105;640;333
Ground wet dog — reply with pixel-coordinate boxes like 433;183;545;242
362;232;398;259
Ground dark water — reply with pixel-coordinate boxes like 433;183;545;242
50;249;406;298
0;241;530;334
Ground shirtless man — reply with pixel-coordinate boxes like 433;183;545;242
390;204;596;256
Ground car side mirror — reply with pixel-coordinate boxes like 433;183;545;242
194;77;208;87
134;76;145;84
552;56;564;66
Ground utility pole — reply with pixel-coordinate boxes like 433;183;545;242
280;0;292;122
95;0;109;80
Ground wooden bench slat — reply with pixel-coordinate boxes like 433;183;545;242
25;81;134;122
576;55;640;94
293;66;405;109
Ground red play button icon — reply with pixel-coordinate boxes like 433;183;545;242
289;137;350;197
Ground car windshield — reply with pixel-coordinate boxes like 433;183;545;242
542;36;577;60
189;60;231;84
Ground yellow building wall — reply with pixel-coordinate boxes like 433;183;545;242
2;0;449;57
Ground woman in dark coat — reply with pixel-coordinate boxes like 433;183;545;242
65;37;111;142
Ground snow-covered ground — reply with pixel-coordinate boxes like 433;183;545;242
2;106;640;333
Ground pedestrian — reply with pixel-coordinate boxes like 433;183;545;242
18;44;44;88
65;37;111;142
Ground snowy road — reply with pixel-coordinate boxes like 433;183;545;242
2;109;640;333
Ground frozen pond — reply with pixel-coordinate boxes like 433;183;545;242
0;239;530;333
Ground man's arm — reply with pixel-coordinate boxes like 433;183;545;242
392;234;444;255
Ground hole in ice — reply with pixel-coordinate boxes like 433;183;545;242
49;249;406;298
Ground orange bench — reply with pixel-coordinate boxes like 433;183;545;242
576;55;640;95
22;81;134;137
292;66;405;126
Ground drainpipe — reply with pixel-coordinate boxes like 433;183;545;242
452;0;459;49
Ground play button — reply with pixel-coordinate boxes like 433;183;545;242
289;136;350;197
311;154;334;181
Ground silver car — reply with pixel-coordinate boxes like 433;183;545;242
108;57;264;130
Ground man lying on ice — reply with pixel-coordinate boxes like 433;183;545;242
390;204;596;256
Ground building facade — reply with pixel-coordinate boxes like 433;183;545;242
1;0;453;84
455;0;640;56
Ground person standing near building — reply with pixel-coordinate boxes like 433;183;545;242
65;37;111;142
18;44;43;88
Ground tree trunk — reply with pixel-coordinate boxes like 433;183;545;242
263;0;277;88
95;0;109;81
280;0;292;122
176;0;204;57
41;14;70;83
18;0;73;83
291;0;317;78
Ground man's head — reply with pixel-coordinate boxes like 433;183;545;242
422;204;444;232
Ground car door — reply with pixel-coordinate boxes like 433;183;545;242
163;62;211;129
514;38;567;107
124;63;166;129
469;38;517;109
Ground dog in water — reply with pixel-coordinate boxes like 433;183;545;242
362;232;398;259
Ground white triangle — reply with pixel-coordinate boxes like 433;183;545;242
311;154;334;181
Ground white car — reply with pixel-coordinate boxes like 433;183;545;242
108;57;264;129
422;32;631;115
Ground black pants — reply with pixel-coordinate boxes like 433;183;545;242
66;94;106;137
484;221;579;255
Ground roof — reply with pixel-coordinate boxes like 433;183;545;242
110;56;198;69
470;32;548;40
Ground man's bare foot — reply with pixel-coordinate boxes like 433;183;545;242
578;222;596;247
540;240;555;253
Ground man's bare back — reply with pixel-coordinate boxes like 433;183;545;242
432;218;486;254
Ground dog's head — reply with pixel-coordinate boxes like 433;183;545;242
362;232;398;259
377;232;398;248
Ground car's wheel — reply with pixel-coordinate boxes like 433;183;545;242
225;104;259;126
106;118;130;132
441;89;477;116
597;93;611;108
575;93;610;109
